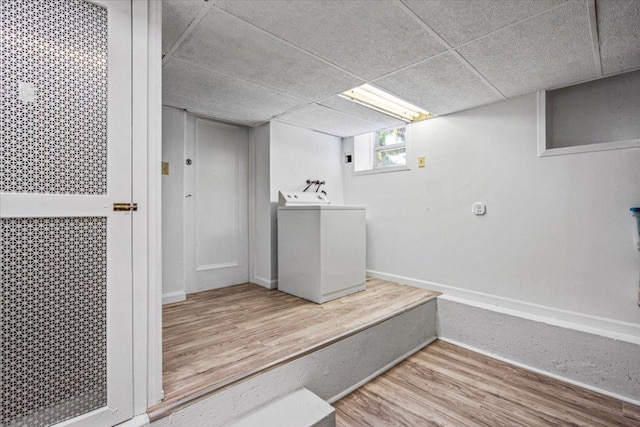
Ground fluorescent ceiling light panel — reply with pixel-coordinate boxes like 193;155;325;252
339;83;432;122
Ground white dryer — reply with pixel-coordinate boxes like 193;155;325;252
277;191;366;304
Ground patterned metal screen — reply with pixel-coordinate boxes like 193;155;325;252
0;0;110;425
1;218;108;427
0;0;108;194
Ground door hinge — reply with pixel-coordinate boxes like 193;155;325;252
113;202;138;212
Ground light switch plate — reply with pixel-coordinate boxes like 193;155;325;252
162;161;170;175
418;156;426;168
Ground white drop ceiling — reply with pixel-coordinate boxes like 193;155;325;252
162;0;640;137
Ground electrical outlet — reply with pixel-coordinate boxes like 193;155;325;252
418;156;426;168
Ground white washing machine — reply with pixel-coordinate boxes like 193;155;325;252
277;191;366;304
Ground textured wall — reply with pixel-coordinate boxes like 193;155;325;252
343;93;640;336
267;121;345;284
438;297;640;402
161;106;186;300
249;123;273;288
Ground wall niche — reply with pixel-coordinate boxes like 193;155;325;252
538;69;640;157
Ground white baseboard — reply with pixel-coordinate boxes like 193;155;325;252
437;297;640;403
367;270;640;344
327;336;437;403
438;336;640;407
162;291;186;305
253;275;278;290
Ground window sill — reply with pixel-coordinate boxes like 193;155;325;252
538;138;640;157
352;165;410;176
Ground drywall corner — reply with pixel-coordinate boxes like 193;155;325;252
161;105;187;297
249;123;274;287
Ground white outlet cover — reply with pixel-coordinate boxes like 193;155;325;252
472;202;486;215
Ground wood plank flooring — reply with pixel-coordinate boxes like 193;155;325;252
335;340;640;427
157;279;438;411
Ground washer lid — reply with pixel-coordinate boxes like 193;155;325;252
278;190;330;206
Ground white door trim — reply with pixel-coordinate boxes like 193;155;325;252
129;0;164;411
145;0;165;409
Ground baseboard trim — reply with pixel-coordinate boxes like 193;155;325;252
327;336;437;404
367;270;640;344
438;336;640;407
162;291;186;305
253;275;278;290
437;297;640;403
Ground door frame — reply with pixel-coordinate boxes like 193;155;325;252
130;0;164;413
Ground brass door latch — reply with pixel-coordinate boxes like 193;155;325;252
113;202;138;212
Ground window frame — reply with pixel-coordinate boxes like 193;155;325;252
353;126;410;175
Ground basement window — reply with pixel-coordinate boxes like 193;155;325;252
375;127;406;168
354;127;408;174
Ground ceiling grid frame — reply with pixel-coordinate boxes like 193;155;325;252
162;0;640;137
393;0;507;100
208;4;365;83
162;2;212;65
587;0;604;77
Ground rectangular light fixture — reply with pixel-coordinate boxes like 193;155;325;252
339;83;432;122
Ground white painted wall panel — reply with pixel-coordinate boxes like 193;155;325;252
270;121;344;203
343;94;640;335
249;123;274;288
269;121;345;284
161;106;186;299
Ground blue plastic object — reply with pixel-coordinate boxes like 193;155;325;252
632;207;640;251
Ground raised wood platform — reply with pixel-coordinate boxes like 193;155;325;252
151;279;438;417
335;340;640;427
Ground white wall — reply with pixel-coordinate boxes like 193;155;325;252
249;123;273;288
270;121;344;203
268;121;345;285
161;106;186;302
343;93;640;339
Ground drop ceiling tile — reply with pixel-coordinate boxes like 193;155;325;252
213;1;445;80
162;0;208;55
373;52;502;115
597;0;640;75
458;1;597;98
163;58;304;125
276;104;384;137
402;0;563;47
173;7;362;102
319;96;406;129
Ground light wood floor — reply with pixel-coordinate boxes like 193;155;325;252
335;340;640;427
157;279;438;411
